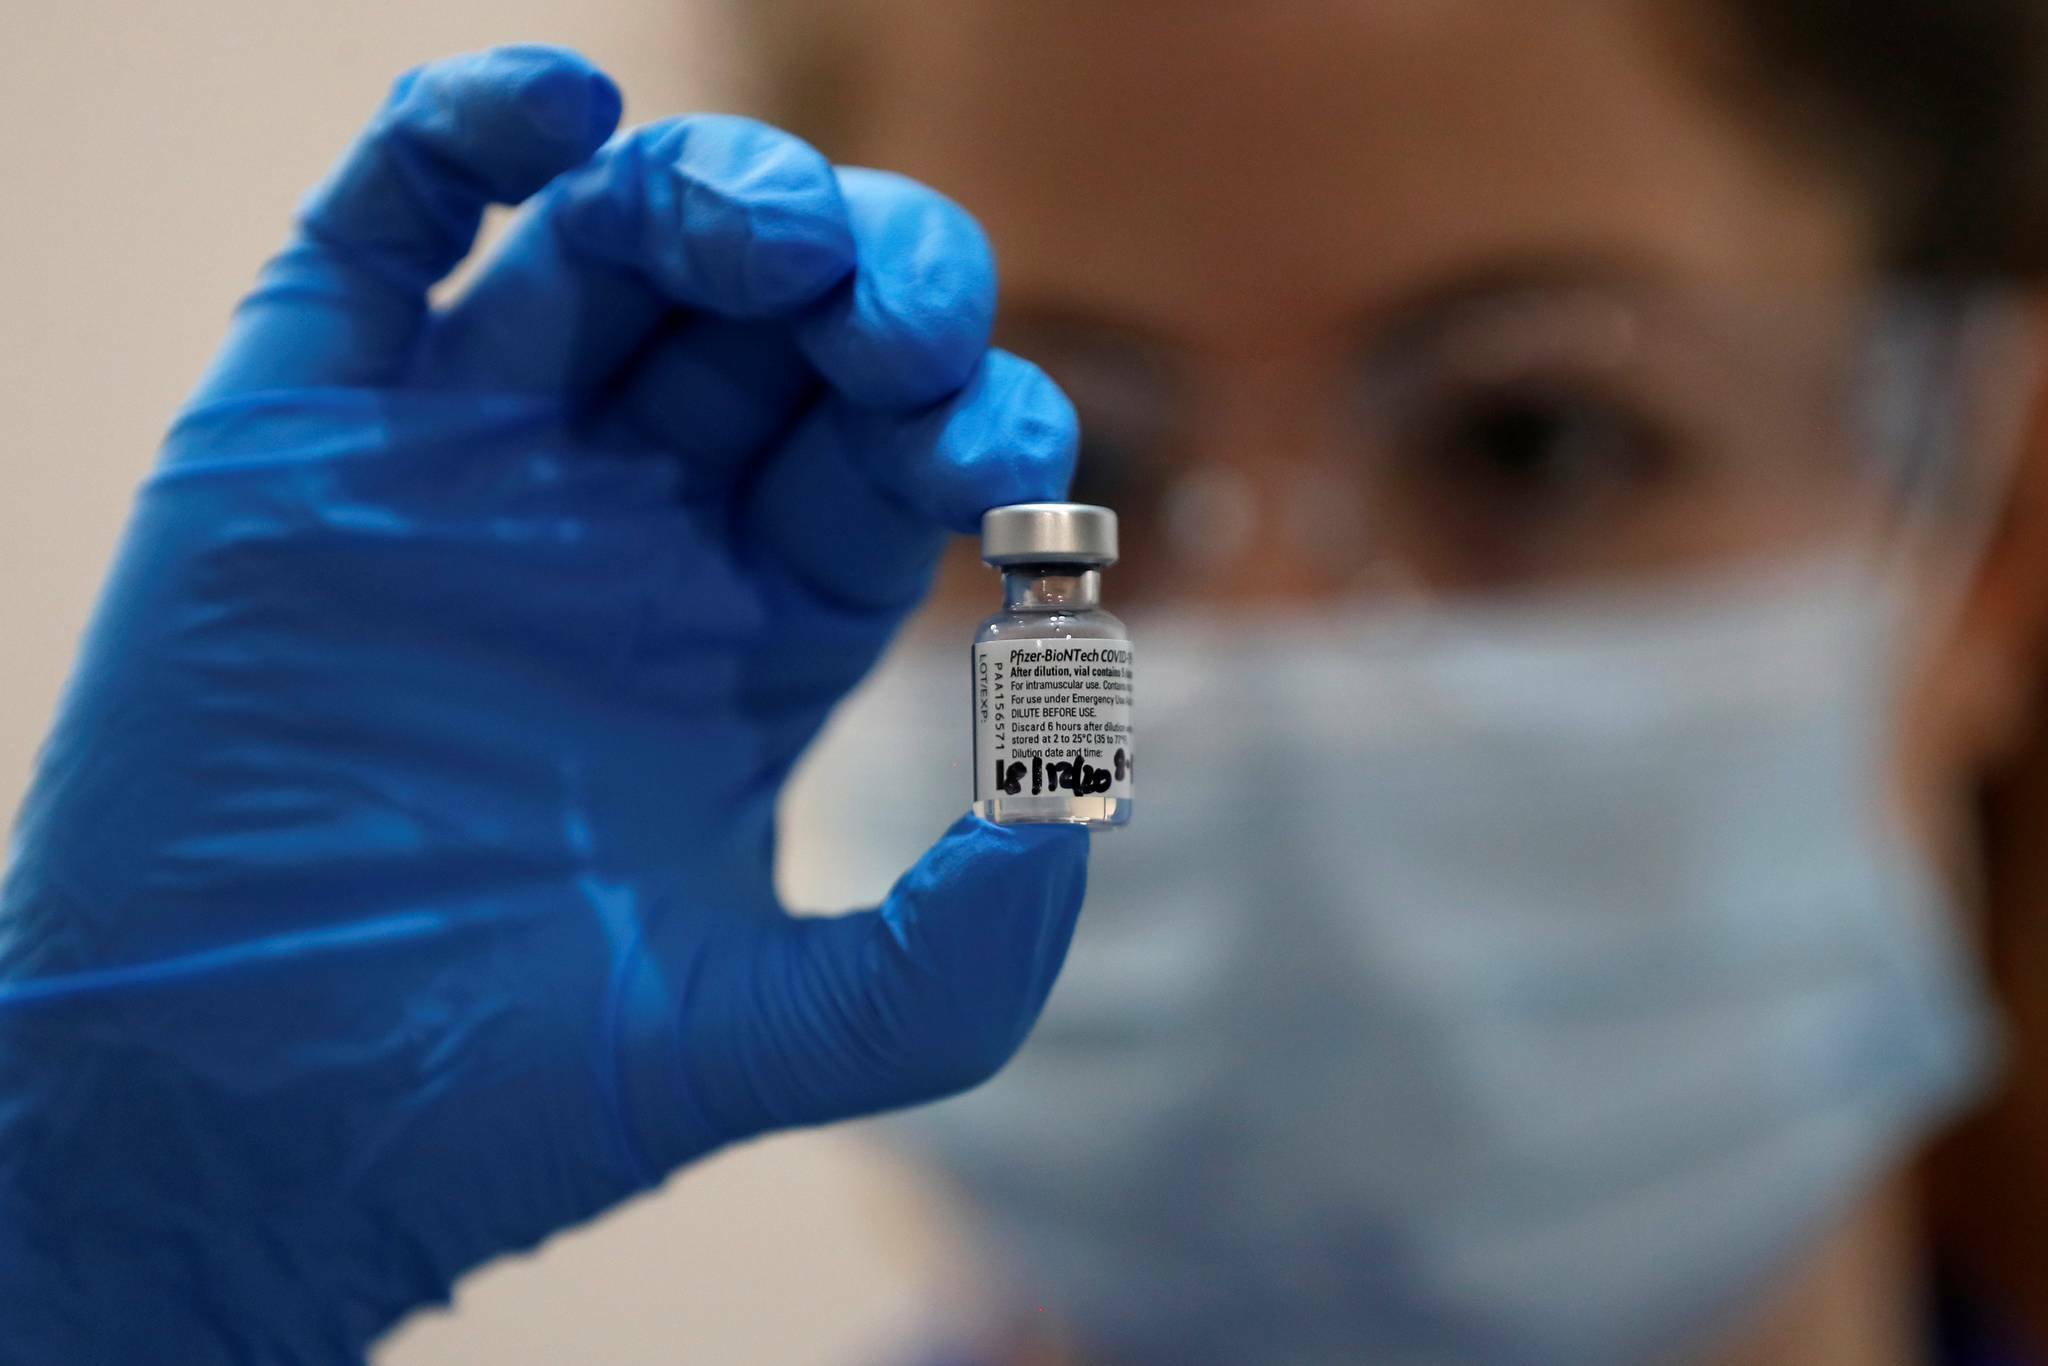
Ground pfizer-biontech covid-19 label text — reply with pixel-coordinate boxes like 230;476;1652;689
974;640;1135;802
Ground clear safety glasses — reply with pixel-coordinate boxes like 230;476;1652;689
1023;284;2040;608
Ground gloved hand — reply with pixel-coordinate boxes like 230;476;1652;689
0;45;1087;1361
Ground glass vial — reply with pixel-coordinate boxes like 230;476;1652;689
972;503;1134;830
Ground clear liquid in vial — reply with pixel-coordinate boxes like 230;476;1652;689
971;572;1133;832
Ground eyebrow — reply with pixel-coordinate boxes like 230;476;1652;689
1000;254;1683;361
1355;253;1682;363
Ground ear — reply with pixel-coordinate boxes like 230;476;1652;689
1921;301;2048;776
1923;300;2048;1362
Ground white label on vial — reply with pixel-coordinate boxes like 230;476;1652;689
974;639;1135;802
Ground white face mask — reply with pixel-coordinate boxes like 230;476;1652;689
785;557;1997;1366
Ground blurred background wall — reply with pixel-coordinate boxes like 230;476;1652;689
0;3;949;1361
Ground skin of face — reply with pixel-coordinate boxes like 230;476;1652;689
789;0;2048;1358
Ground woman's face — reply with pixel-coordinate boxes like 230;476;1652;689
841;0;1880;593
830;0;2038;832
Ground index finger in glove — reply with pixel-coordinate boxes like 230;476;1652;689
189;46;622;404
438;156;993;490
791;168;998;413
413;115;857;399
743;350;1080;612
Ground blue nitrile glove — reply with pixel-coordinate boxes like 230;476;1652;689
0;45;1087;1361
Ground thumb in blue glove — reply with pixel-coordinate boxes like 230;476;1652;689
0;44;1088;1361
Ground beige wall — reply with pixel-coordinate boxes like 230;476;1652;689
0;4;948;1361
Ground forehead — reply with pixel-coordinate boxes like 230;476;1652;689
839;0;1871;353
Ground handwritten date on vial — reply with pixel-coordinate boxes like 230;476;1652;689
993;749;1133;797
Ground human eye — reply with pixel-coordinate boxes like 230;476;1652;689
1352;290;1788;592
1364;359;1708;591
1401;375;1679;515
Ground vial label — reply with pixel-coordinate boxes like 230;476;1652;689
974;639;1136;802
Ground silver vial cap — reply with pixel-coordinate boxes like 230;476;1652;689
980;503;1120;568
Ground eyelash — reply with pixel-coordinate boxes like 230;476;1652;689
1059;357;1708;529
1392;379;1681;502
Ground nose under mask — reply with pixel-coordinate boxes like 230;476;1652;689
784;556;1998;1366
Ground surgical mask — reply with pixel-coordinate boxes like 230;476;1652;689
786;555;1998;1366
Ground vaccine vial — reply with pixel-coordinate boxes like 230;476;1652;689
972;504;1134;830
